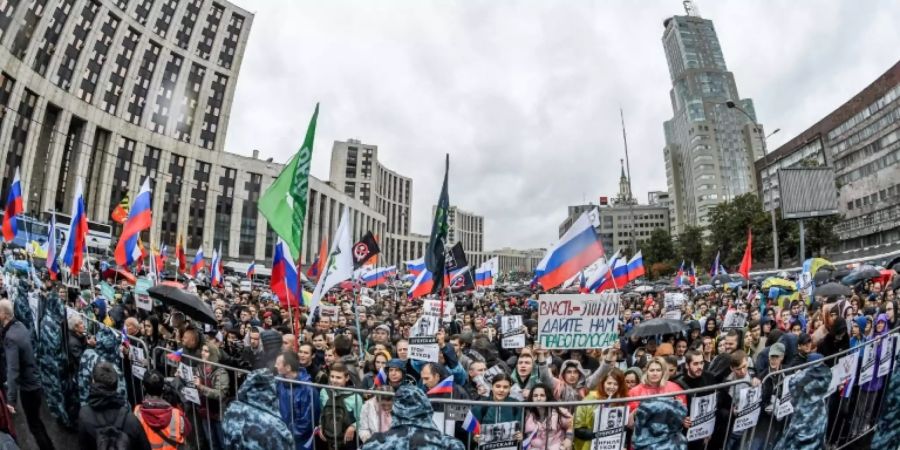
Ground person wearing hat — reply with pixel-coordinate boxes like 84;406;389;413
751;342;786;450
385;359;415;388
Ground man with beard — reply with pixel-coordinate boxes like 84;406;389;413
673;350;716;450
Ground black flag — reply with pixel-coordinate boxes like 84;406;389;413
426;155;450;293
352;231;380;269
447;243;474;292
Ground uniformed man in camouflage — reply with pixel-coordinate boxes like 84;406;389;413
223;369;294;450
361;384;465;450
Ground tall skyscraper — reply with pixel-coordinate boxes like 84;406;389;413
661;7;766;233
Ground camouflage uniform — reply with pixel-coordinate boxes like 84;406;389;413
37;291;77;426
361;385;465;450
632;397;688;450
77;326;126;406
223;369;295;450
774;363;831;450
870;350;900;450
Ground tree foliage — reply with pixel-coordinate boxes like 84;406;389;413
706;194;770;268
675;225;705;267
643;228;675;266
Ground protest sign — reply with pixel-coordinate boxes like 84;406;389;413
859;341;877;386
687;393;717;441
775;373;798;419
474;364;505;395
591;406;627;450
409;315;439;362
829;353;859;395
722;311;748;330
663;293;685;320
319;304;339;320
732;386;762;432
538;293;619;349
479;422;518;450
182;386;200;404
501;315;525;349
878;334;895;378
423;299;456;319
135;278;153;311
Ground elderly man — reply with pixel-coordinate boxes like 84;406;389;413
67;313;95;373
1;299;56;449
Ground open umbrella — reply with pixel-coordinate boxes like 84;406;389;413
633;285;655;293
101;267;137;285
841;265;882;285
625;318;688;338
762;277;796;291
148;285;217;325
711;274;732;285
815;282;851;298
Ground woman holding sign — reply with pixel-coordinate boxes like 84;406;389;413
471;373;524;443
523;384;573;450
573;367;628;450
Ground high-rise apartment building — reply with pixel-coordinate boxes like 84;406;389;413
661;10;766;233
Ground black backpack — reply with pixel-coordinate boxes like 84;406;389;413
320;391;355;445
96;408;130;450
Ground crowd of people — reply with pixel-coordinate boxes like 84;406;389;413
0;251;897;450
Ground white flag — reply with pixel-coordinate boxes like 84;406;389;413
307;206;354;326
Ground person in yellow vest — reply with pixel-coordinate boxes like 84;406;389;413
134;370;191;450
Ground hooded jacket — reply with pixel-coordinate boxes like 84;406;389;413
223;369;294;450
277;367;319;449
78;384;151;450
360;385;465;450
773;362;831;450
631;397;688;450
861;314;890;392
195;344;230;420
134;398;191;450
39;291;78;427
78;327;126;406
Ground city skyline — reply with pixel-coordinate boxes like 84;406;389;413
224;0;900;250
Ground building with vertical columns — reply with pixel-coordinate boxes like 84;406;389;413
0;0;393;268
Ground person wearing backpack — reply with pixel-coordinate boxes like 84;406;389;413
134;370;191;450
78;361;151;450
318;362;363;450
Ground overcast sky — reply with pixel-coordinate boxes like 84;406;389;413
224;0;900;251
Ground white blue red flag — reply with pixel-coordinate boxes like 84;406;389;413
190;246;205;277
626;250;645;282
2;167;23;243
46;215;59;280
115;178;152;267
404;256;425;277
61;179;89;275
271;239;300;306
533;211;604;290
408;268;435;299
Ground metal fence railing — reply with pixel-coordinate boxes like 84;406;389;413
53;312;900;450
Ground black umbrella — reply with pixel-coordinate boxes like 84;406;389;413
815;282;851;298
626;318;688;338
813;268;835;284
711;274;732;285
891;276;900;293
841;265;882;285
148;285;217;325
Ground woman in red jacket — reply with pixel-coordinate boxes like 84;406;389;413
626;357;686;427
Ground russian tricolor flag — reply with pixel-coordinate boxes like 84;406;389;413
2;167;23;243
61;180;89;276
474;267;492;287
405;257;425;277
427;375;454;395
674;260;686;286
626;250;645;282
166;348;183;362
595;256;627;292
247;261;256;278
46;215;59;280
271;238;300;306
115;178;152;267
210;243;222;287
362;266;396;288
408;268;434;299
462;409;480;434
190;246;205;277
523;429;539;450
710;251;721;277
374;368;387;387
533;211;604;290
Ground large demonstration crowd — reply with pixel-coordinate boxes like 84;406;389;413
0;251;897;450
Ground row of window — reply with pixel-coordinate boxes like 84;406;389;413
828;83;900;141
846;182;900;211
830;106;900;157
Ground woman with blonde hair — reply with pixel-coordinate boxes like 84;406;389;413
626;357;686;418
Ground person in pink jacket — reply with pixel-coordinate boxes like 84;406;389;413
523;384;574;450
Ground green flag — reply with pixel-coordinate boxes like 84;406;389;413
259;104;319;260
425;154;449;293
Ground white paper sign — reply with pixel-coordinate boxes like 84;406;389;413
829;353;859;395
129;346;146;364
878;334;895;378
182;386;201;404
474;365;505;395
178;363;193;383
423;299;456;318
775;373;797;419
537;293;620;349
132;365;147;380
859;342;877;386
732;386;762;432
500;316;525;349
320;305;339;320
722;311;748;330
663;293;685;320
591;406;627;450
479;421;518;450
687;393;717;441
408;315;439;362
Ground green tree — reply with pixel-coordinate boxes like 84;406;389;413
643;228;675;267
675;225;705;267
706;193;771;268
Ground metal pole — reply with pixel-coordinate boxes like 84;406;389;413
799;220;805;263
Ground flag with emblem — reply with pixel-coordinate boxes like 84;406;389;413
352;231;380;269
258;103;319;260
110;193;130;224
307;206;354;326
425;155;450;294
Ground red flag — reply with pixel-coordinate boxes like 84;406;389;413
176;234;186;274
738;229;752;279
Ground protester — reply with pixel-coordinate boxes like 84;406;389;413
275;351;320;449
360;385;464;450
134;370;191;450
78;362;151;450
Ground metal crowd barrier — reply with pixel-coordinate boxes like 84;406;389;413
52;318;899;450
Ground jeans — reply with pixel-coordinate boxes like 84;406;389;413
21;388;55;450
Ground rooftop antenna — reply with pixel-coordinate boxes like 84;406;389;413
683;0;702;17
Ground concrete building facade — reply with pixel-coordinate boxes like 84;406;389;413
661;12;765;233
756;61;900;256
0;0;393;267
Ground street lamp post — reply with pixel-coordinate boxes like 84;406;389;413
725;100;780;269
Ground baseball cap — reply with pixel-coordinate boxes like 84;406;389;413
769;343;785;357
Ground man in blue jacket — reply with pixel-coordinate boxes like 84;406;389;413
275;351;320;449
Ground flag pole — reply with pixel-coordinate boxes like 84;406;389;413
352;271;365;360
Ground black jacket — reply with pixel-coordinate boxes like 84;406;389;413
78;384;151;450
68;330;88;372
3;320;40;404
